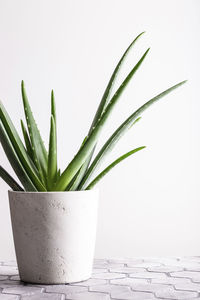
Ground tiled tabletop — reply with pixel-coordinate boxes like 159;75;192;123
1;257;200;299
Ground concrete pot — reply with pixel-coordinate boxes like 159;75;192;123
8;190;99;284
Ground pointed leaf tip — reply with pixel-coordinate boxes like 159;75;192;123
146;48;150;53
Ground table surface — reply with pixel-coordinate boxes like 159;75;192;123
0;257;200;299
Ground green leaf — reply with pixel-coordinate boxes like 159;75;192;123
79;80;187;189
0;165;24;191
0;101;46;191
20;119;34;160
69;136;92;191
68;160;90;191
47;115;57;190
72;32;146;188
89;32;145;130
0;121;37;191
78;117;142;189
76;117;141;191
47;92;57;190
85;146;146;190
55;49;150;191
51;90;56;126
21;80;48;184
57;168;61;179
66;166;83;191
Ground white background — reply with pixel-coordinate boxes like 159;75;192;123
0;0;200;260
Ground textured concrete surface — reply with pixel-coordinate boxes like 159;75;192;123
0;257;200;299
9;191;98;284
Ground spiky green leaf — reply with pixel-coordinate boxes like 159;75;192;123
47;115;57;190
79;80;187;189
0;165;24;191
72;32;146;188
90;32;145;129
51;90;56;126
0;101;46;191
21;81;48;183
20;119;34;160
86;146;146;190
69;136;92;191
0;121;37;191
55;48;149;191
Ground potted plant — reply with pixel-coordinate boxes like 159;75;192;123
0;32;186;284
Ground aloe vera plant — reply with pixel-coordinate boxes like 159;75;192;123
0;33;186;192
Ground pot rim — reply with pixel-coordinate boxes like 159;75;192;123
8;189;99;195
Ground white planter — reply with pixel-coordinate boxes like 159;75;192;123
8;190;99;284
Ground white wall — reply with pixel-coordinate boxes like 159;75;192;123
0;0;200;260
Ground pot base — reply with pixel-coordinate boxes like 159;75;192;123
20;275;91;285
